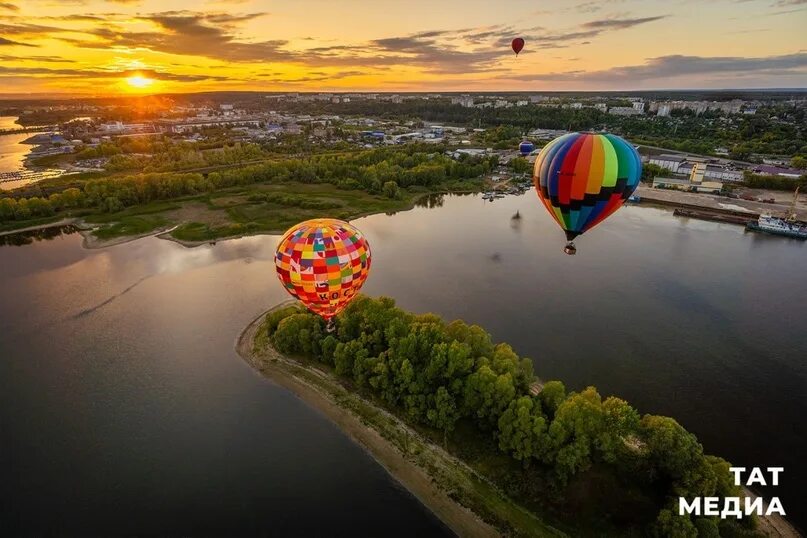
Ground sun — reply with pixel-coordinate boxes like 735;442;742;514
126;75;154;89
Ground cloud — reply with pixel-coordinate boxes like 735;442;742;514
492;15;665;51
39;14;113;22
2;8;670;82
0;53;74;62
0;65;231;82
574;1;605;13
0;22;73;36
511;52;807;84
0;2;18;11
259;70;367;83
62;10;295;63
581;15;668;30
0;36;35;46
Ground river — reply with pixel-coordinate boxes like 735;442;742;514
1;193;805;533
0;115;43;190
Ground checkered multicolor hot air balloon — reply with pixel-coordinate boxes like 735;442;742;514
533;132;641;255
275;218;371;320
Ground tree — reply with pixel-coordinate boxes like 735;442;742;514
333;339;368;377
653;508;697;538
0;198;16;221
272;313;323;357
597;396;640;463
320;334;338;365
463;364;516;429
640;415;704;485
694;518;719;538
103;196;124;213
382;180;401;199
791;155;806;170
537;380;566;418
14;198;31;219
497;396;551;464
510;157;529;174
444;320;494;359
490;343;533;391
548;387;609;480
427;386;459;446
265;305;304;335
642;163;665;182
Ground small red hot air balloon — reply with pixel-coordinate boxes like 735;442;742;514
511;37;525;56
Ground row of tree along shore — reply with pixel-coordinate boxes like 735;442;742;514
256;296;762;537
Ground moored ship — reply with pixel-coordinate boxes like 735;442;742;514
746;215;807;239
745;187;806;239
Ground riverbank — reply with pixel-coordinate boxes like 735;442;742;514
0;185;479;249
635;185;807;221
236;304;565;538
743;488;800;538
238;301;804;538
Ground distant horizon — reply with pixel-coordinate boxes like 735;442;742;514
1;87;806;102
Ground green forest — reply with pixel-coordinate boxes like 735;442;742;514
0;145;495;227
259;296;760;537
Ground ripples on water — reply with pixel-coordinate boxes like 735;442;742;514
1;192;805;533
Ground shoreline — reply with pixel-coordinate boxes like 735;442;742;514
235;304;563;538
236;305;803;538
0;189;475;249
4;182;801;250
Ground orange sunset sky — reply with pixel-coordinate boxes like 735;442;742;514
0;0;805;95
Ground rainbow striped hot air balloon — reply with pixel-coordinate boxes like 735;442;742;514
533;132;641;255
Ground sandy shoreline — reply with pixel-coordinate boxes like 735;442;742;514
235;304;538;538
235;306;803;538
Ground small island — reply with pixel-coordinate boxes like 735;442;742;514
237;296;776;537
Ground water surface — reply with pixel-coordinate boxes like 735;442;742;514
1;192;805;532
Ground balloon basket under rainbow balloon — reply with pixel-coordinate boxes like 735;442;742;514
563;242;577;256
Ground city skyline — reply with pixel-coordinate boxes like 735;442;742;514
0;0;806;96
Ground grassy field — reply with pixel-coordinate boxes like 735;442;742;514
3;180;481;243
91;215;170;240
80;180;481;242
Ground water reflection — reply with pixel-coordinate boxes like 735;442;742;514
0;224;79;246
0;227;450;536
415;193;445;208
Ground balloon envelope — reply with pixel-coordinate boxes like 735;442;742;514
511;38;525;55
519;141;535;156
275;218;371;320
533;132;641;241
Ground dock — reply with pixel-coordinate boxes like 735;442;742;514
673;208;757;225
0;169;65;184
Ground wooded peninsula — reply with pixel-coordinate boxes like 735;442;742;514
241;296;768;537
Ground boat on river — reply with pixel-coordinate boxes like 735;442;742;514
745;187;806;239
746;215;807;239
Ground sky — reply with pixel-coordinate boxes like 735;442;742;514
0;0;805;95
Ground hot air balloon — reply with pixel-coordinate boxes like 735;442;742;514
533;132;641;255
275;218;371;322
511;37;525;56
519;140;535;156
